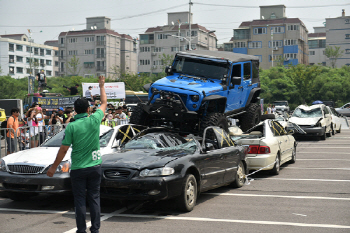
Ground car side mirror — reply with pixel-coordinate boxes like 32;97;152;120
112;140;120;148
205;142;215;151
231;76;241;86
165;66;173;75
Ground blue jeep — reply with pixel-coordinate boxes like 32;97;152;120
130;50;261;133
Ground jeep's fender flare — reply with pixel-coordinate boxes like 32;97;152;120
246;88;261;105
203;95;227;113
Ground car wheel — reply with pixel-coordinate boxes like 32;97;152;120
176;174;197;212
289;145;296;164
240;103;261;132
129;103;151;126
332;125;336;135
200;112;229;136
336;126;341;134
232;161;245;188
271;155;280;175
327;127;332;137
8;192;34;201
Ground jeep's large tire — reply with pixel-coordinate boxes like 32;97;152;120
240;103;261;132
129;103;150;126
200;112;229;135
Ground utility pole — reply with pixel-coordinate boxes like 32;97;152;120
271;28;274;67
189;0;192;50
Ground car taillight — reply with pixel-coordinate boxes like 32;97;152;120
248;145;270;154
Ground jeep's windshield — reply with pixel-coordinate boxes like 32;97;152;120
292;108;323;118
172;56;229;80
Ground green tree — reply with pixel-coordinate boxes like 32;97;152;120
158;53;174;71
66;55;82;76
325;45;344;68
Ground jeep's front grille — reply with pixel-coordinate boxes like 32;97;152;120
7;165;44;174
177;93;188;103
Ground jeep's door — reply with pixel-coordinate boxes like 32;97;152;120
241;62;253;107
227;64;243;110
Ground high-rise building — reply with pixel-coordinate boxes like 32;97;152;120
325;9;350;67
138;12;217;74
0;34;58;78
308;27;326;66
58;17;137;78
224;5;309;69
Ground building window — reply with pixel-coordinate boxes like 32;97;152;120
309;51;315;55
85;36;95;42
16;67;23;73
269;55;282;62
60;38;64;44
69;38;78;43
16;56;23;62
55;51;58;56
26;46;32;52
284;53;297;60
84;49;94;54
323;50;326;55
46;60;52;66
55;61;59;66
26;68;31;74
253;27;267;34
46;70;52;76
157;34;168;39
68;50;78;55
255;55;262;62
153;47;163;52
248;41;262;49
9;44;14;52
16;45;23;51
345;49;350;54
288;25;299;31
346;34;350;39
271;26;285;34
139;59;150;65
234;42;246;48
284;39;297;46
26;57;32;64
269;40;283;48
322;62;327;66
40;59;45;67
84;62;94;68
171;47;179;52
46;49;51;55
9;55;14;63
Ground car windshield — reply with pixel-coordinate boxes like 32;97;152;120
274;102;287;106
172;56;229;80
42;128;113;147
124;135;197;154
292;107;323;118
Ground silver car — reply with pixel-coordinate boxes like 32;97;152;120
335;103;350;117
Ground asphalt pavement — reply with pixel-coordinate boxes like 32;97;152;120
0;124;350;232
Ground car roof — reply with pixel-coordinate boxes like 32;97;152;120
296;104;324;110
177;50;259;63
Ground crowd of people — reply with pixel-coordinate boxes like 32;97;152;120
266;104;276;114
5;101;131;154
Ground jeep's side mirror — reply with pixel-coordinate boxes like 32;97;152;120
231;76;241;86
205;142;215;151
143;83;151;92
165;66;173;75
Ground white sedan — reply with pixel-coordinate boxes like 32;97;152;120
230;120;298;175
0;124;146;201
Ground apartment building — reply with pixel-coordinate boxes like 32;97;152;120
58;17;137;78
138;12;217;74
224;5;309;69
325;9;350;67
0;34;58;79
308;27;327;66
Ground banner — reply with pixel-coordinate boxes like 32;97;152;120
28;76;35;94
82;82;125;99
37;96;80;109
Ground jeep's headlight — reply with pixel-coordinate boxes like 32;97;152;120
0;159;7;172
190;95;200;102
139;167;174;177
151;87;158;93
56;161;70;173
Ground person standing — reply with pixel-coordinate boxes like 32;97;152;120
85;86;94;102
47;76;107;233
36;107;46;145
6;108;20;155
267;104;272;114
67;84;79;95
271;104;276;114
36;69;46;93
27;108;39;148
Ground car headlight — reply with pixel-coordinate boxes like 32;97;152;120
314;118;323;127
190;95;200;102
56;161;70;173
139;167;174;177
0;159;7;172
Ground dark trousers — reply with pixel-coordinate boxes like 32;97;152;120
70;165;102;233
39;132;46;145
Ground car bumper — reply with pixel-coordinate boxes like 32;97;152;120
246;153;276;171
297;126;325;136
0;172;71;193
101;174;183;200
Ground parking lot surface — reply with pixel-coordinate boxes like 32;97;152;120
0;126;350;233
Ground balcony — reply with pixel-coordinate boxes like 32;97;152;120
97;54;106;58
59;56;65;60
96;41;106;46
96;66;106;71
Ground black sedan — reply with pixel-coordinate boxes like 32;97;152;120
100;126;248;212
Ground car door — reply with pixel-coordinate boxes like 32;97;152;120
270;121;292;163
226;63;243;110
323;106;332;132
199;128;227;189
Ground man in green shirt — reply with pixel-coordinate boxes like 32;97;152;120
47;76;107;233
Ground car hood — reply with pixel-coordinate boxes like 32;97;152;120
2;147;72;166
153;75;224;95
288;117;321;126
102;148;190;170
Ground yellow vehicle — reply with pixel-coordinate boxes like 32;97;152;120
125;90;148;104
0;108;6;122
